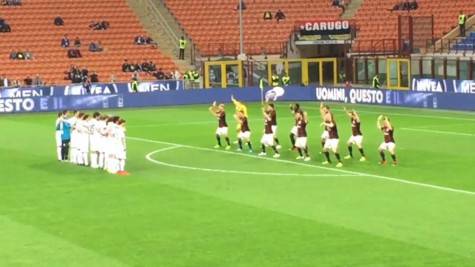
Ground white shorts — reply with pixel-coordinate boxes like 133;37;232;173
216;127;228;137
238;131;251;142
290;126;298;135
295;137;307;149
321;131;329;140
260;134;275;147
348;135;363;147
324;138;339;152
379;142;396;153
117;147;126;159
55;131;62;147
271;125;278;136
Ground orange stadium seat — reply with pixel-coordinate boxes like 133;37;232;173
163;0;342;56
352;0;475;52
0;0;177;85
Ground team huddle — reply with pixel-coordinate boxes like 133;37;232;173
209;98;398;167
55;111;128;175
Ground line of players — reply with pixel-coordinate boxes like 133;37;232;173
209;99;398;167
55;111;128;175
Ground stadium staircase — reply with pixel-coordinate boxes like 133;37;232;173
0;0;177;85
341;0;364;19
126;0;195;71
162;0;342;57
352;0;475;53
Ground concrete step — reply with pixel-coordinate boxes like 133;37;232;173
126;0;194;73
341;0;364;20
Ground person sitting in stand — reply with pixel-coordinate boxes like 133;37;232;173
24;50;32;60
89;20;109;30
89;41;103;52
54;16;64;26
9;50;16;59
24;76;33;86
90;72;99;83
275;9;286;23
61;35;70;48
154;68;165;80
141;60;150;72
33;74;43;86
122;59;131;72
147;60;156;72
74;36;81;48
0;18;11;32
2;0;22;6
234;0;246;11
135;35;146;45
263;11;272;20
16;51;25;60
67;48;81;58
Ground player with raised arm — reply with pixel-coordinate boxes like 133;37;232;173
235;111;253;152
267;103;281;149
377;115;398;166
343;108;366;162
258;106;280;158
321;107;343;168
289;103;302;150
294;110;311;161
319;102;330;152
209;101;231;150
231;95;248;143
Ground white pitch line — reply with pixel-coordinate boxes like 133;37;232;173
401;128;475;137
146;146;357;177
129;121;215;128
129;136;475;196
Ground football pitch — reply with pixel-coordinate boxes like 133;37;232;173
1;102;475;267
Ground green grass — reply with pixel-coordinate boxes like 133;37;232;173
1;102;475;267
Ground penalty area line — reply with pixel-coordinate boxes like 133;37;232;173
129;136;475;196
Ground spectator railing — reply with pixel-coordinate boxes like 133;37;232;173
352;39;398;55
425;38;475;54
200;41;288;58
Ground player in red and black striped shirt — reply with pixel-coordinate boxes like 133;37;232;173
377;115;397;166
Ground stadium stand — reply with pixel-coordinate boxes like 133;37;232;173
0;0;177;85
353;0;475;53
163;0;343;57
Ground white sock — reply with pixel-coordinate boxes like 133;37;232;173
108;158;118;174
119;159;125;172
57;146;62;161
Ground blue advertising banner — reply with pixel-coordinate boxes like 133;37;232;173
1;84;474;113
0;80;184;99
412;78;475;94
315;86;475;110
